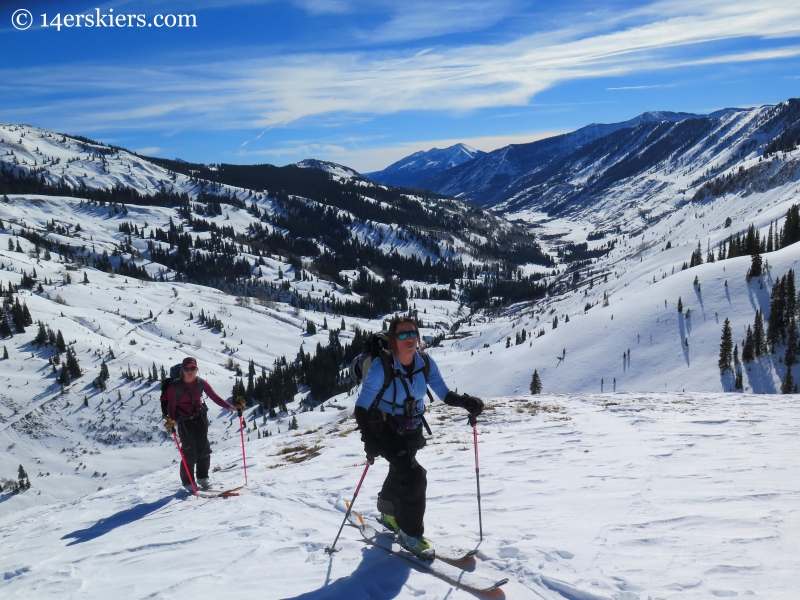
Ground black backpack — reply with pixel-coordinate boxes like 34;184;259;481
349;332;389;385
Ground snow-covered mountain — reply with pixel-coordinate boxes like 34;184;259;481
2;105;800;598
418;106;791;216
366;143;485;189
294;158;363;181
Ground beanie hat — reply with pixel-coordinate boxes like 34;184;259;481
182;357;197;369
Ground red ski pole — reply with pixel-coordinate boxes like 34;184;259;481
472;421;483;541
238;412;249;485
325;460;371;554
172;429;198;498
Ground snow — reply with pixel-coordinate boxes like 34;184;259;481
2;117;800;598
2;392;798;598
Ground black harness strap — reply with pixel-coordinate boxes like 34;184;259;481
372;351;434;436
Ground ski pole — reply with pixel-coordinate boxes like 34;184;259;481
238;413;249;485
172;429;198;498
325;461;371;554
472;420;483;541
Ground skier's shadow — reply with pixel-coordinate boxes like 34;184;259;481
61;496;173;545
283;545;411;600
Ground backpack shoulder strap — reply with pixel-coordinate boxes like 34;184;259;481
418;351;431;381
374;350;395;407
418;351;435;404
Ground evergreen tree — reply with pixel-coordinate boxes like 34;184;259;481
529;369;542;394
734;370;744;391
58;365;70;386
18;465;29;491
307;320;317;334
786;318;798;368
747;248;763;282
289;415;298;430
0;315;11;339
55;330;66;353
753;309;766;357
100;359;110;381
66;347;81;379
11;306;25;333
677;297;683;313
2;345;7;359
781;368;795;394
718;318;733;372
742;326;755;361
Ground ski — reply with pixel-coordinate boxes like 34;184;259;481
347;514;507;593
184;485;244;499
374;517;478;563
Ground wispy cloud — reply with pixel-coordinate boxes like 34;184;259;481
236;130;566;172
3;0;800;133
606;84;676;90
136;146;162;155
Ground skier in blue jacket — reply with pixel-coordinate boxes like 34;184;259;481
354;316;483;558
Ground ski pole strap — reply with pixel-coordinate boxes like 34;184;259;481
421;415;432;436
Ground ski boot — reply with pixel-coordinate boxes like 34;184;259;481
397;528;435;560
378;513;399;534
197;478;212;491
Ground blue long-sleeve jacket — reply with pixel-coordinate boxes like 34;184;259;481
355;352;451;428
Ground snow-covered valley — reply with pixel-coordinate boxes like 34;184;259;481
2;107;800;598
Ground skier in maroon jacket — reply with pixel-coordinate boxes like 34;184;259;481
163;357;239;491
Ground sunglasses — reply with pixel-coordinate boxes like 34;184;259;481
396;331;419;340
184;367;198;372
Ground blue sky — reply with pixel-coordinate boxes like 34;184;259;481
2;0;800;172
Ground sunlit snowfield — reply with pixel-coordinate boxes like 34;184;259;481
2;392;797;599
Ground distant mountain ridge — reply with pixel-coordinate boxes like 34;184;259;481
399;111;715;204
366;143;484;188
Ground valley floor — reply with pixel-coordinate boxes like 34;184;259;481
1;392;797;599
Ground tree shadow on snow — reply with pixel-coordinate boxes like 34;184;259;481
719;369;736;392
61;496;173;545
678;313;690;367
745;356;778;394
282;545;411;600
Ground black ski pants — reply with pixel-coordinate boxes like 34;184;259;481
374;422;427;537
177;414;211;486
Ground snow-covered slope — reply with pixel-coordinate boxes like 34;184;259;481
2;107;800;599
419;110;710;206
1;390;798;599
366;143;485;189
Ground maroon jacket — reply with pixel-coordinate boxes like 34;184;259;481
165;378;234;420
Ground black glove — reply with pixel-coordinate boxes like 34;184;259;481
444;392;484;424
354;406;381;462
